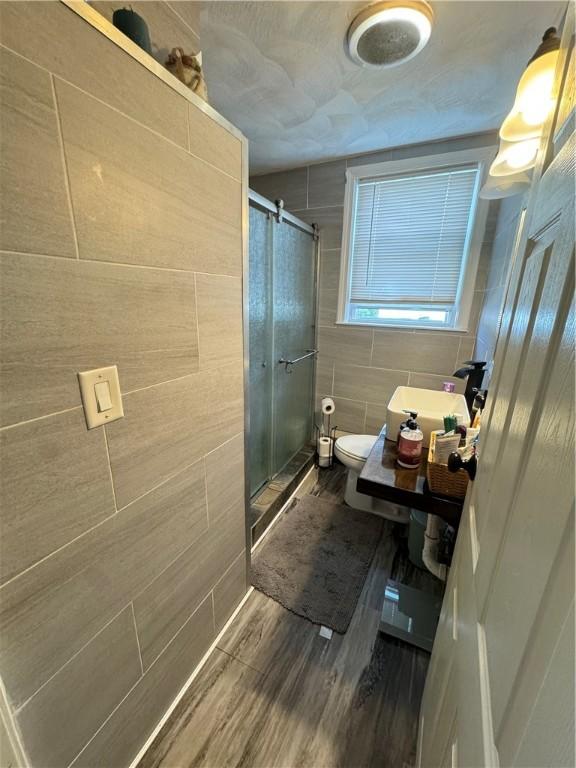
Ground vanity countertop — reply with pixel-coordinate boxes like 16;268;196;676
356;426;463;528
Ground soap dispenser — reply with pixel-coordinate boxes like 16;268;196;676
397;410;418;444
397;415;424;469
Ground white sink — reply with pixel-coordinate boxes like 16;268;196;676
386;386;470;447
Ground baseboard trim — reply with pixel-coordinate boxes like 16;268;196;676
128;585;254;768
129;463;317;768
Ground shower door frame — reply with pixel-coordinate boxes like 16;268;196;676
246;189;320;500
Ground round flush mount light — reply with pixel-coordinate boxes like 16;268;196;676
347;1;434;69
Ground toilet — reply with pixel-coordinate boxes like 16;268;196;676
334;434;410;523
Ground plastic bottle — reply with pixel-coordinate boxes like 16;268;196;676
397;416;424;469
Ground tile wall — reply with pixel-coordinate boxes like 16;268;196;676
251;134;500;434
475;194;525;383
0;3;247;767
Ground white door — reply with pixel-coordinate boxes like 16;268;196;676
418;10;575;768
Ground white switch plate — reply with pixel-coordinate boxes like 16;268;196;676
78;365;124;429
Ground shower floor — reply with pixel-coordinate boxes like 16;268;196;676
139;463;443;768
250;445;315;544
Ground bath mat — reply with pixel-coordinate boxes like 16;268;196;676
251;495;384;633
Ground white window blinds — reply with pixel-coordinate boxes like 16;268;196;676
349;165;479;305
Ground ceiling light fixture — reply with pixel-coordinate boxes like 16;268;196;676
481;26;560;199
347;1;434;69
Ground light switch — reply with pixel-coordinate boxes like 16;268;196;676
78;365;124;429
94;380;113;412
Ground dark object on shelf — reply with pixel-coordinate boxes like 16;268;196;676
453;360;487;413
112;8;152;54
447;451;478;481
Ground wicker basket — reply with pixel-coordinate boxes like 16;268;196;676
427;461;469;499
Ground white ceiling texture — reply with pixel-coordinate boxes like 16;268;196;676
200;1;565;173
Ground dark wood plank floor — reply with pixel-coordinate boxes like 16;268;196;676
139;464;442;768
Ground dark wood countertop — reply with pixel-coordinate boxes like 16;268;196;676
356;426;463;528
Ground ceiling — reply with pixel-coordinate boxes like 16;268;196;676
200;1;565;174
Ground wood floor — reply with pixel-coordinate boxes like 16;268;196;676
139;464;443;768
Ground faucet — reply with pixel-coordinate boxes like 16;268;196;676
453;360;487;414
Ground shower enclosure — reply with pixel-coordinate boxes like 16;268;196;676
248;191;318;513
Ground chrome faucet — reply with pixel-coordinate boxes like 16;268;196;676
453;360;487;414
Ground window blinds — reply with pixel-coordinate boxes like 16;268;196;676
349;165;479;305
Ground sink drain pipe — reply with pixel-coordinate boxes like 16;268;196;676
422;514;447;581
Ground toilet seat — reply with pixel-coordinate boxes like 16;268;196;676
334;434;378;473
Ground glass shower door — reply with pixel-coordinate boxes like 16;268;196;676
248;206;273;496
248;197;317;499
272;221;316;472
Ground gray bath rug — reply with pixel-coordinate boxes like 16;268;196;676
251;495;384;634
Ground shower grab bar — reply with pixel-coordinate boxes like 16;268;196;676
278;349;318;372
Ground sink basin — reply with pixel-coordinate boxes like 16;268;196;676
386;386;470;447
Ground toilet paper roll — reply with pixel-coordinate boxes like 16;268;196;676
321;397;335;415
318;436;332;467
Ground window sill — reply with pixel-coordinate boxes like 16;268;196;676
334;321;470;333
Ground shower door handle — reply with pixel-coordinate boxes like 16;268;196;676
278;349;318;373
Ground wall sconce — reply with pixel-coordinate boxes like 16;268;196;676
500;28;560;141
481;27;560;199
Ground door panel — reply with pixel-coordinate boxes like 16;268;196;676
272;221;316;471
484;295;574;731
418;10;575;767
497;511;574;764
248;205;273;495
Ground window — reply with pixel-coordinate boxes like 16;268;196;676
338;148;493;330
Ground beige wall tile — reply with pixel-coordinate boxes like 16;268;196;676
91;2;201;65
346;148;395;168
318;286;338;326
0;708;20;768
213;551;247;632
0;1;189;149
372;330;460;375
457;335;477;363
0;252;199;426
365;402;388;436
205;433;244;523
188;103;242;180
196;274;243;370
133;501;245;668
0;462;208;707
55;80;241;274
327;397;365;434
408;372;466;395
0;409;115;586
71;595;214;768
106;364;243;508
390;131;497;162
167;2;201;36
315;360;334;398
16;606;141;768
308;160;346;208
250;167;308;211
319;249;341;292
334;364;408;405
318;326;372;367
295;206;343;250
0;47;75;258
